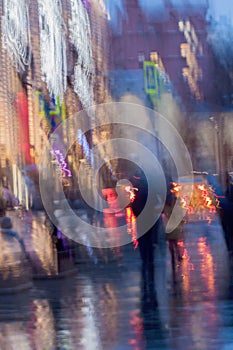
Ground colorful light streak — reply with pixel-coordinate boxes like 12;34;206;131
50;149;72;177
180;195;189;210
124;186;137;203
197;184;216;214
170;181;182;194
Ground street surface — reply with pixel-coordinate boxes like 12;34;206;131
0;210;232;349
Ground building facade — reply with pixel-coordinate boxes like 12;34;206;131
0;0;112;208
108;0;231;180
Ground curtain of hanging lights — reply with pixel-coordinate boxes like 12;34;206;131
38;0;67;100
2;0;31;71
69;0;94;109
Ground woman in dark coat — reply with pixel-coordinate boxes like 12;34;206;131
131;171;165;294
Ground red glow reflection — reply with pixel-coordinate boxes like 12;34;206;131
129;310;144;349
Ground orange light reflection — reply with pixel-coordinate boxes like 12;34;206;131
178;241;194;295
197;237;215;298
126;207;138;249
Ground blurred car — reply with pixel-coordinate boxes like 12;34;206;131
170;174;219;223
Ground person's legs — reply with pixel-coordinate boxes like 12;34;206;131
139;234;155;294
139;239;148;291
176;241;184;262
147;245;155;292
169;240;176;270
169;240;179;284
155;217;166;257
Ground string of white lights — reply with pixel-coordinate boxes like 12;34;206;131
69;0;94;109
38;0;67;100
2;0;31;71
74;65;94;110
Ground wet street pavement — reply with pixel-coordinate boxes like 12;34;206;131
0;210;233;349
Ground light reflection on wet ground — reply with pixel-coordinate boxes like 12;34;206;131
0;212;233;349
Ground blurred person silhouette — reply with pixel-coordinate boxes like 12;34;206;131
220;173;233;255
2;186;17;209
163;186;185;280
1;216;30;262
130;169;165;297
44;211;69;253
0;187;6;217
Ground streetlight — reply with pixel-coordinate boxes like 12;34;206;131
209;115;221;185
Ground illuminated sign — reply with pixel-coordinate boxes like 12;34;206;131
143;61;159;95
36;92;66;133
36;91;46;116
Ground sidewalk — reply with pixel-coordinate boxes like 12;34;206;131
1;209;232;349
6;209;229;288
6;209;124;274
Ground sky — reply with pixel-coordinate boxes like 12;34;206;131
104;0;233;24
208;0;233;21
